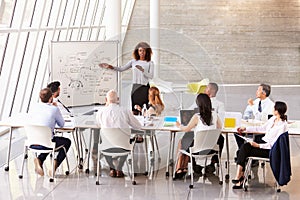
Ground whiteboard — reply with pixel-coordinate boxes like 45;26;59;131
50;41;118;107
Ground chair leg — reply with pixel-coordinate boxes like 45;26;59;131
243;158;253;191
49;150;55;182
96;150;101;185
189;153;194;189
63;147;70;175
217;154;223;185
153;134;161;161
131;151;136;185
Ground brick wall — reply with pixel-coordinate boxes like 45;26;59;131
122;0;300;85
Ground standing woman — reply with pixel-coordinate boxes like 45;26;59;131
99;42;154;115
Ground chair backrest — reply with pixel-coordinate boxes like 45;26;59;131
99;128;132;151
190;129;221;153
24;125;54;148
224;112;242;128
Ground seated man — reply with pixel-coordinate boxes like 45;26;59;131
234;84;274;166
95;90;142;178
29;88;71;176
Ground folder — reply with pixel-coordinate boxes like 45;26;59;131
224;118;236;128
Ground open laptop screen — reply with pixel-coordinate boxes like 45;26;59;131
180;109;197;126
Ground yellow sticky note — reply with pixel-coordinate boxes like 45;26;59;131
224;118;236;128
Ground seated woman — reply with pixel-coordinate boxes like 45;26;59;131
135;86;165;116
174;93;222;179
232;101;288;189
134;86;165;143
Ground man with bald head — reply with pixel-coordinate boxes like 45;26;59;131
95;90;142;178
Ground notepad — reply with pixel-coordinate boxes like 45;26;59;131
163;116;177;127
236;133;253;142
224;118;236;128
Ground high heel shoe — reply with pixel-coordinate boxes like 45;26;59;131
173;169;185;180
232;176;244;184
232;182;244;189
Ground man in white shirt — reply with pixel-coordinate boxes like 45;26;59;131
235;84;274;166
96;90;142;178
243;84;274;122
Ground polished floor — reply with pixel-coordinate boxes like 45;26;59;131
1;129;300;200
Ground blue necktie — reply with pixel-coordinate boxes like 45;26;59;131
258;101;262;112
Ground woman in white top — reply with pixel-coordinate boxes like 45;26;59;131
99;42;154;115
174;93;222;179
232;101;288;189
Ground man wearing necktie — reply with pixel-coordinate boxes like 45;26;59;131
234;84;275;166
47;81;71;115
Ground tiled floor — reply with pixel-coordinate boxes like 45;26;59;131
1;130;300;200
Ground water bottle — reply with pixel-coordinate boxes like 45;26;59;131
142;104;147;125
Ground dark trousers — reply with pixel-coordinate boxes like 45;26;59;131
38;136;71;168
236;142;269;170
103;148;129;171
131;83;150;115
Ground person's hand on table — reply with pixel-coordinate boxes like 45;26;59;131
237;126;246;136
176;121;181;128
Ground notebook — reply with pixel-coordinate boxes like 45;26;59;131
163;116;178;127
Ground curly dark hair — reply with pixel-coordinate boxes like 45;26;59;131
132;42;152;62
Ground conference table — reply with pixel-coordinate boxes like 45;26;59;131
2;112;300;184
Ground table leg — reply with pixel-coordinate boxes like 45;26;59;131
4;127;13;171
143;133;149;176
85;128;93;173
166;131;175;177
225;133;230;180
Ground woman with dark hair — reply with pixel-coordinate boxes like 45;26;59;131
99;42;154;115
232;101;288;189
173;93;222;179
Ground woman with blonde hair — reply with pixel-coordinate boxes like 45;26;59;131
135;86;164;116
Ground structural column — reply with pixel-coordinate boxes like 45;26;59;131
150;0;160;78
105;0;122;93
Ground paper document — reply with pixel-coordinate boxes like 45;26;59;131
236;133;253;142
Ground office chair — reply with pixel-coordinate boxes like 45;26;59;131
242;131;291;192
19;125;70;182
96;128;136;185
174;129;223;188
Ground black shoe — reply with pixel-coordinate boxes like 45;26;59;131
232;183;243;189
232;176;244;184
205;164;215;174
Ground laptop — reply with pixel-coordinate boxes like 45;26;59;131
180;109;197;126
